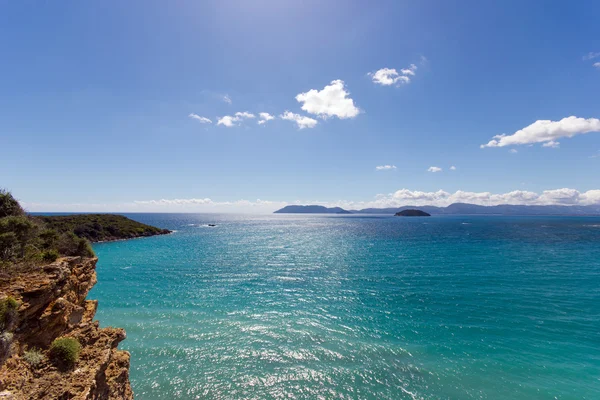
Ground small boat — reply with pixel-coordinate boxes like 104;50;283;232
207;224;216;227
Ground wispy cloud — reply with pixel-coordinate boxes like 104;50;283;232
369;64;418;86
450;166;456;170
481;116;600;148
427;166;442;172
375;165;397;170
296;80;360;119
594;62;600;69
583;51;600;61
188;113;212;124
542;140;560;148
222;94;232;104
280;111;318;129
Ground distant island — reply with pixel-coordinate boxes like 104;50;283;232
395;209;431;217
275;203;600;216
274;205;352;214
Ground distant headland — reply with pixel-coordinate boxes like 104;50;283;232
274;205;352;214
274;203;600;216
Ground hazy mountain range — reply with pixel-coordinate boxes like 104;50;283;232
274;203;600;216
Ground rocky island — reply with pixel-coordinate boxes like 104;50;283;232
0;190;170;399
394;209;431;217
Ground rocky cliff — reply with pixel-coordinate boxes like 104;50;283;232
0;257;133;399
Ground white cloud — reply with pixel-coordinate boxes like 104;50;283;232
375;165;397;170
542;140;560;148
427;166;442;172
235;111;255;119
21;187;600;213
594;62;600;69
370;64;417;86
217;111;256;127
217;115;237;127
481;116;600;148
450;166;456;170
295;80;360;119
583;52;600;61
509;149;518;154
188;113;212;124
258;112;275;125
222;94;232;104
280;111;318;129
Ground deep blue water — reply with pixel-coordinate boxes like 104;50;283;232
89;214;600;399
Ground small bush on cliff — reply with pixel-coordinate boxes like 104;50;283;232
49;337;81;367
23;347;45;367
0;296;18;330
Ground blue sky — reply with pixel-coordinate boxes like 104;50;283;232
1;0;599;212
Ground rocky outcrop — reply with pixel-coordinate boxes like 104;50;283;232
0;257;133;399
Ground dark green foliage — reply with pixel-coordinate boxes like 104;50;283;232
0;296;18;331
38;214;170;242
0;191;168;272
0;190;25;218
41;249;59;262
49;337;81;367
39;229;59;249
0;216;39;259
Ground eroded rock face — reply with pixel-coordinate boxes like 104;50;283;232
0;257;133;399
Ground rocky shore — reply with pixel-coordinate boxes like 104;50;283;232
0;257;133;399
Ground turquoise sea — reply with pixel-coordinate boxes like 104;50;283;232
90;214;600;399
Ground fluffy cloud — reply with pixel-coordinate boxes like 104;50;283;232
258;112;275;125
427;166;442;172
370;64;417;86
217;116;237;127
481;116;600;148
188;113;212;124
217;111;256;127
295;80;360;119
375;165;397;170
355;188;600;208
450;166;457;170
280;111;318;129
594;62;600;69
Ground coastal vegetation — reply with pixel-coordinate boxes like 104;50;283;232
49;337;81;367
0;190;170;274
0;190;94;269
38;213;171;242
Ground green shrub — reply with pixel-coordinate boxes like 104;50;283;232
49;337;81;366
56;233;95;258
41;249;59;262
23;347;45;367
0;297;18;330
0;190;25;218
0;232;18;261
